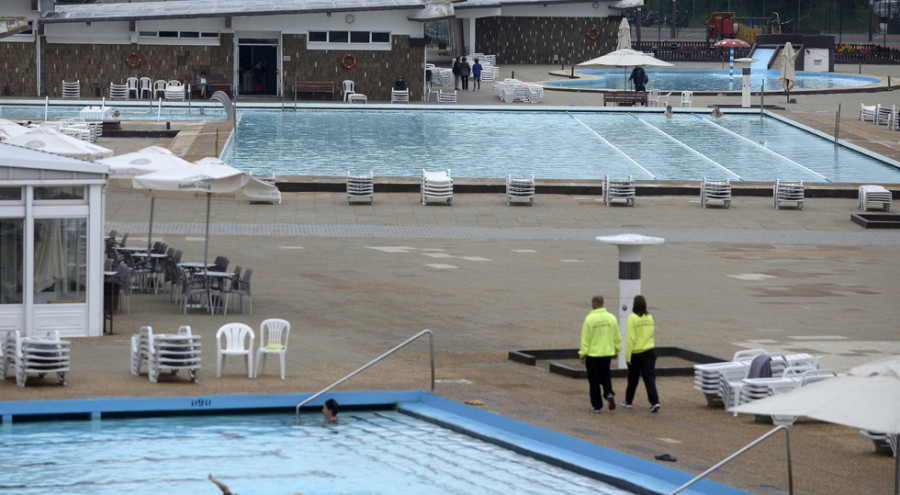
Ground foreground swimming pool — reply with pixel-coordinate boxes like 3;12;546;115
3;103;897;182
548;69;880;92
221;109;900;182
0;392;749;495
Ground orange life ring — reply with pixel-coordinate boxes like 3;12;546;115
587;27;600;40
126;52;141;68
342;53;357;69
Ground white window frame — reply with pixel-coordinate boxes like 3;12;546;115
306;30;392;51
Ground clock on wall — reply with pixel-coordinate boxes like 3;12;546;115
345;14;355;24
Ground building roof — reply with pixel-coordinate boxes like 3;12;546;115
42;0;617;22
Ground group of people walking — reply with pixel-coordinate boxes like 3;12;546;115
452;56;483;92
578;294;660;413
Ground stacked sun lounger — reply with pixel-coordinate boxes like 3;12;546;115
737;368;836;424
346;171;374;204
700;177;732;208
421;169;453;205
0;330;70;387
693;349;820;407
131;325;202;383
858;185;893;212
604;175;636;206
773;179;804;210
506;174;535;206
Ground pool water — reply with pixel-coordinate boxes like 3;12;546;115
548;68;880;92
0;410;632;495
222;110;900;182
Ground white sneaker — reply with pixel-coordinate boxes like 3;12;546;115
591;408;603;413
649;404;660;413
621;401;633;409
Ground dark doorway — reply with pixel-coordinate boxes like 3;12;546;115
238;43;277;96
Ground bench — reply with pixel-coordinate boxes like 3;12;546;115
604;91;647;106
192;75;233;98
293;81;335;101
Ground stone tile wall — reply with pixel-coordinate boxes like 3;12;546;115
476;17;619;65
282;34;424;102
0;42;37;96
39;34;234;98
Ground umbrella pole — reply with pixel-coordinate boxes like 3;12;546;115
203;193;211;275
729;47;734;90
147;197;155;252
894;434;898;495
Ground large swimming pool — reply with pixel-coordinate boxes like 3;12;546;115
221;109;900;182
545;69;880;92
0;392;748;495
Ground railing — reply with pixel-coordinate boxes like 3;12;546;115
294;329;434;422
668;425;793;495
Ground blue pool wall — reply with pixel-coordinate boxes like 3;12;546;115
0;390;752;495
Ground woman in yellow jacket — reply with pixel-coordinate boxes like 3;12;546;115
622;295;660;412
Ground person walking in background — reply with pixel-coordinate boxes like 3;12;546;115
628;65;648;93
459;56;471;90
452;56;461;90
472;57;483;91
578;295;621;413
622;295;660;413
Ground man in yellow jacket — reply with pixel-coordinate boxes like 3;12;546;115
579;295;622;412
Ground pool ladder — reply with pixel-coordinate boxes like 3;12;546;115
294;329;434;422
668;425;793;495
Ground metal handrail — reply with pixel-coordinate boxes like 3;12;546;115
295;329;434;422
669;425;793;495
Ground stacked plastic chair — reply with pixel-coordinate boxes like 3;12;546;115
131;325;202;383
506;174;535;206
773;179;804;210
346;171;374;204
700;177;732;208
603;174;636;206
421;169;453;205
1;330;70;387
694;349;820;408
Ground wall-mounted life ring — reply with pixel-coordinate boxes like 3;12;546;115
125;52;141;68
587;27;600;40
342;53;357;69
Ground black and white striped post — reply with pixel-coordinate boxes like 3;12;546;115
596;234;665;369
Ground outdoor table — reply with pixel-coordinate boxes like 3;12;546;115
116;246;148;252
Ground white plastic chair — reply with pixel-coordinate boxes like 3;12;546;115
215;323;255;378
342;80;355;102
680;90;693;107
126;77;139;99
165;83;185;101
254;318;291;379
153;80;167;99
648;89;661;107
139;77;153;99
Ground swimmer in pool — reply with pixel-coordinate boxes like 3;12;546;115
663;105;673;116
322;398;339;423
711;105;724;117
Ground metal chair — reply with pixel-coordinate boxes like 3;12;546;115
222;268;252;315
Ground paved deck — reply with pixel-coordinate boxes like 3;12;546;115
5;62;900;495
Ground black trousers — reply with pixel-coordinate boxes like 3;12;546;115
585;355;614;410
625;348;659;406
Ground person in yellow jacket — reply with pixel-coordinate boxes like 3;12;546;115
579;295;621;412
621;295;660;413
